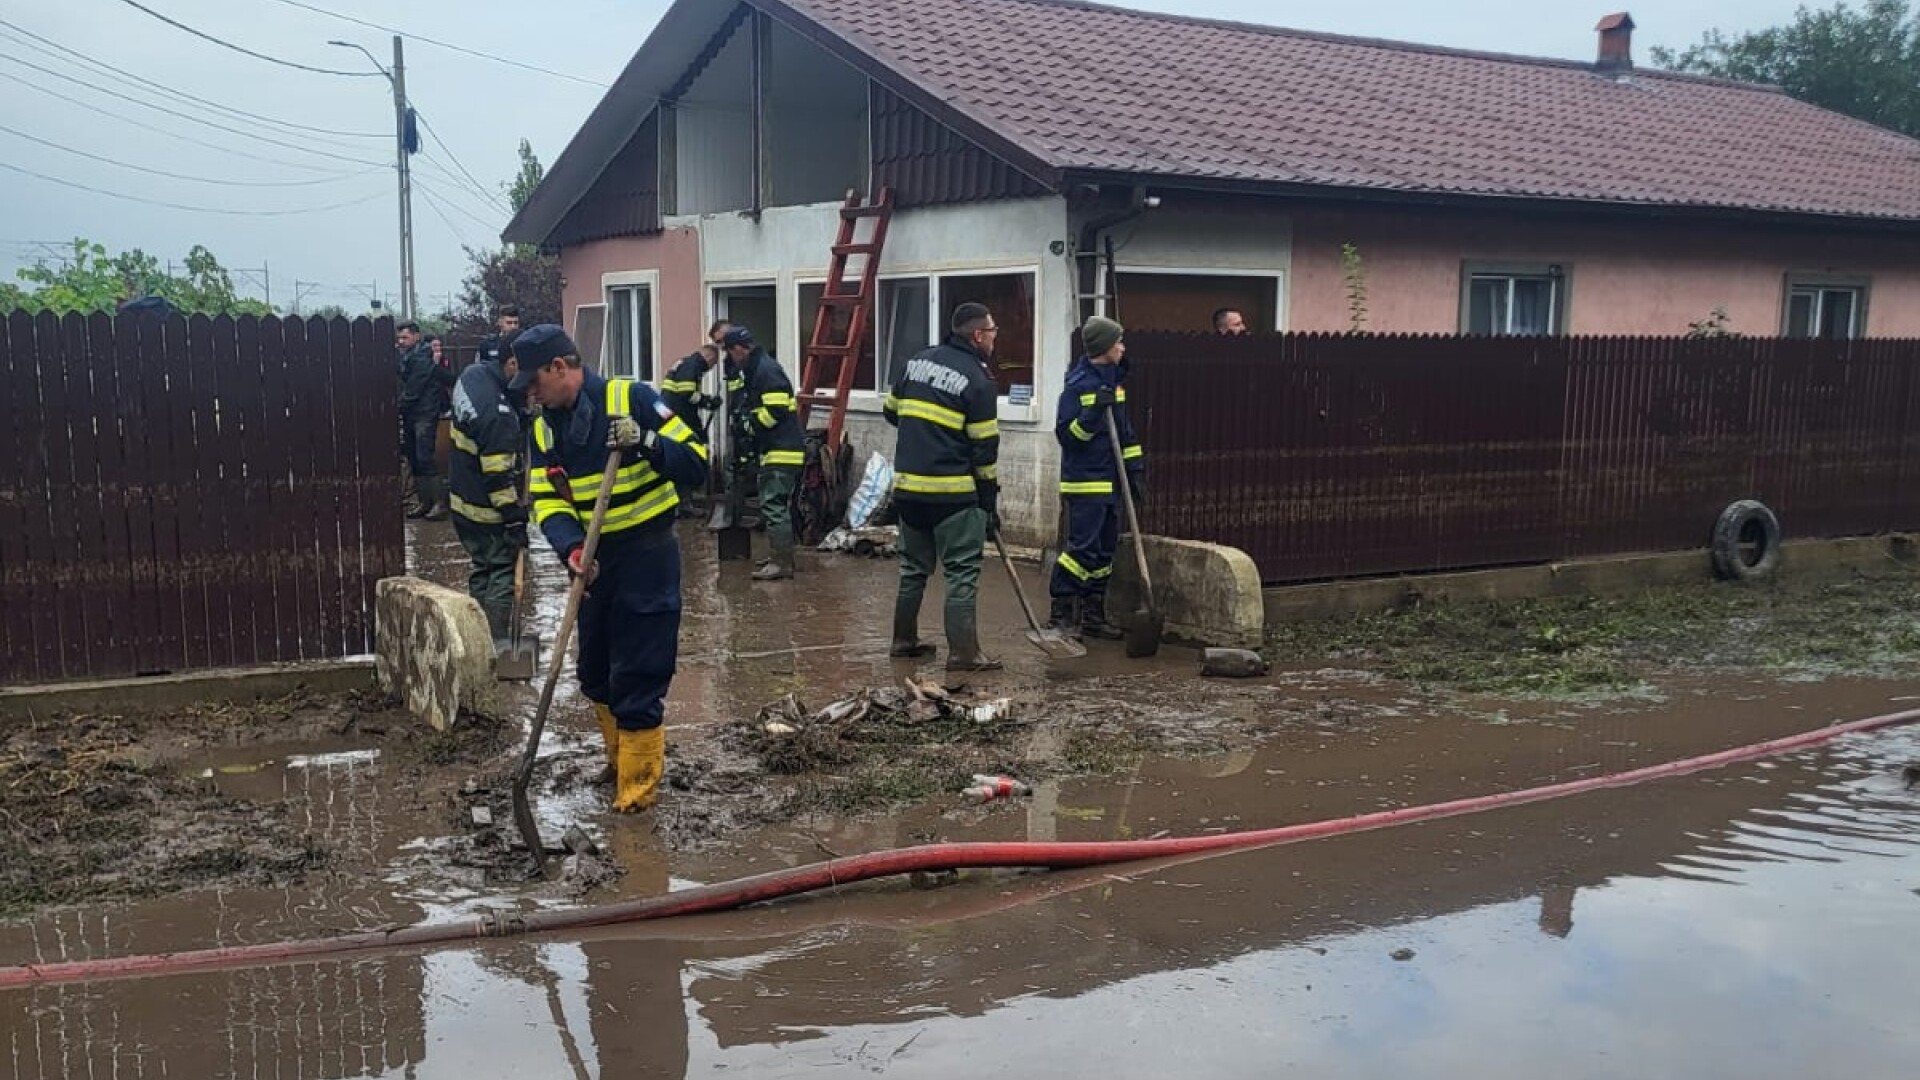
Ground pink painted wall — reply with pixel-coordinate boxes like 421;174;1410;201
558;227;706;367
1290;207;1920;337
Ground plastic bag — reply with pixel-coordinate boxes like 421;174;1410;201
847;450;894;528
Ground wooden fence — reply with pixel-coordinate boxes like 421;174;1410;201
1;312;405;684
1127;333;1920;584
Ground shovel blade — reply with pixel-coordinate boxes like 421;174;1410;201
496;637;540;681
1025;628;1088;660
716;526;753;562
1124;609;1164;659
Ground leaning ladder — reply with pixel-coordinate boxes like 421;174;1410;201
795;187;894;452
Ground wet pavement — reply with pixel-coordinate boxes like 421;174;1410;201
4;518;1919;1077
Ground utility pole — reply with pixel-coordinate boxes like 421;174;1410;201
292;279;323;316
330;36;417;323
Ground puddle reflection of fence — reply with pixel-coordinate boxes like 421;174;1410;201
283;749;388;863
4;904;427;1079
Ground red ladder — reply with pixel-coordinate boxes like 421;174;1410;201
796;187;894;452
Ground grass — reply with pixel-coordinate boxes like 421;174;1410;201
1267;571;1920;698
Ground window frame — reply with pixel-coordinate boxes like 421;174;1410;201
1459;261;1572;337
600;269;663;382
834;263;1044;424
1781;273;1870;339
1109;266;1288;330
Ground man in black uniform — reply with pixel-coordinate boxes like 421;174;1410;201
721;326;804;581
883;302;1003;671
447;330;526;648
396;321;453;520
477;305;522;368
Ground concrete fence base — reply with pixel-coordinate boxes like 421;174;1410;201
374;577;501;731
1108;535;1266;649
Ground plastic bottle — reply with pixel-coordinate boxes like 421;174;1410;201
963;774;1033;802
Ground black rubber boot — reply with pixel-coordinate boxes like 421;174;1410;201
944;606;1004;672
1047;597;1082;639
1081;593;1126;641
889;591;935;658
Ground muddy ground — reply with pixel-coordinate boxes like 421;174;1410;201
11;563;1919;917
0;690;508;918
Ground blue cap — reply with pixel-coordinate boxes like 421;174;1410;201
507;324;576;389
721;325;754;349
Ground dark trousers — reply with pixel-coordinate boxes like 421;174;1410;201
452;517;517;640
402;411;439;477
577;526;682;732
897;501;985;623
1050;494;1118;599
757;463;800;550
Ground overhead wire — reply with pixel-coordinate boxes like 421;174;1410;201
412;173;505;234
1;160;388;216
415;185;480;249
0;16;387;141
261;0;611;88
0;122;385;188
0;54;388;168
110;0;381;78
414;112;509;211
415;148;506;216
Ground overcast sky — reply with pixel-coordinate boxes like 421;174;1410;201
0;0;1809;316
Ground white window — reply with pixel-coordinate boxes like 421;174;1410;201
572;304;607;370
604;284;654;380
876;277;931;390
1464;264;1567;336
1785;279;1867;339
863;271;1037;402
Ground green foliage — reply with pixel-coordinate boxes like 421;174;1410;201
0;238;274;317
1340;241;1369;333
448;139;562;337
505;138;545;215
1652;0;1920;138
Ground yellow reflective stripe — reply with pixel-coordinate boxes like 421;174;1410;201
1060;480;1114;495
1122;444;1144;460
534;418;553;453
529;472;559;495
599;483;679;531
974;464;998;481
533;498;574;525
760;391;794;409
896;472;975;494
727;377;745;392
1056;552;1094;580
608;380;631;416
882;393;900;414
480;452;515;474
896;399;964;430
966;418;999;440
661;415;694;442
1076;388;1126;406
1068;419;1095;441
1090;565;1114;579
761;449;805;467
660;379;700;393
755;408;776;428
450;429;479;454
450;494;504;524
488;487;519;508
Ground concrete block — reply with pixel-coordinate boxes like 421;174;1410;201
1109;534;1265;649
374;576;500;731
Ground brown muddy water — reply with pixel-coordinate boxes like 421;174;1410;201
3;521;1918;1078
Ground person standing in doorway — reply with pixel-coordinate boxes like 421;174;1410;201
660;342;723;517
884;302;1005;671
721;326;804;581
447;333;526;649
1051;315;1145;640
513;325;708;812
396;321;453;520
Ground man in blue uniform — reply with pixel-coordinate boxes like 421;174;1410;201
1050;316;1145;641
721;326;805;581
447;328;526;648
510;325;708;812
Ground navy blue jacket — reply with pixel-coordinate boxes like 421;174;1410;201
1053;355;1144;497
528;371;707;558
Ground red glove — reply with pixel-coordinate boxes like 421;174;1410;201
566;545;598;585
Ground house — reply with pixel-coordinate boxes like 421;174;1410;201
504;0;1920;540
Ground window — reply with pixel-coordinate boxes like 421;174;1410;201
1785;280;1866;339
1463;265;1567;336
604;284;654;380
937;272;1036;397
573;304;607;370
797;281;877;392
1114;272;1282;333
877;278;930;390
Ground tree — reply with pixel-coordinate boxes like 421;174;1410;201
447;139;562;337
1652;0;1920;138
505;139;545;215
0;237;274;316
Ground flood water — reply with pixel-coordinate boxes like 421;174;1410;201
3;521;1917;1078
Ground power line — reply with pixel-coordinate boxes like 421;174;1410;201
0;122;385;187
111;0;380;77
415;149;504;217
415;185;480;249
0;69;370;174
0;54;388;168
1;160;389;216
263;0;611;88
414;111;510;212
0;16;387;141
412;173;504;234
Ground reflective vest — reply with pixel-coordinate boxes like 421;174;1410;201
1054;355;1144;496
528;372;708;551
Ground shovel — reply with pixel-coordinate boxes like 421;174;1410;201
991;527;1086;660
495;545;540;680
709;398;754;561
512;448;621;878
1107;408;1163;658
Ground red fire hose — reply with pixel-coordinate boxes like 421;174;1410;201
3;706;1915;990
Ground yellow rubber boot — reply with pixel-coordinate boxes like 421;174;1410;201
592;703;618;772
611;726;666;813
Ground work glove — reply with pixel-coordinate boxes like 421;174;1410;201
607;414;646;450
1127;474;1147;506
1091;387;1118;409
503;520;528;550
566;545;598;586
977;482;1000;537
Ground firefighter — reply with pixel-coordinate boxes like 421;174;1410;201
660;343;723;516
447;327;526;647
883;302;1003;671
396;321;453;520
1050;315;1145;641
721;325;804;581
510;325;709;812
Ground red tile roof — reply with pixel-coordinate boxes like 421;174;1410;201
783;0;1920;221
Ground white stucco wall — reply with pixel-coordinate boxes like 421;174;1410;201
669;196;1076;542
